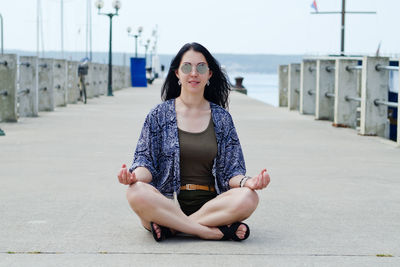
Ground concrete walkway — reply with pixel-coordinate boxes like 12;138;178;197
1;80;400;266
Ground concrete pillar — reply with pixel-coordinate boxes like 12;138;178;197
67;61;79;104
126;66;131;88
53;59;68;107
288;63;300;111
91;64;98;97
98;64;105;95
278;65;288;107
333;59;360;128
86;62;94;98
300;60;317;115
18;56;38;117
38;58;55;111
359;56;390;137
315;59;335;120
398;65;400;145
0;54;18;122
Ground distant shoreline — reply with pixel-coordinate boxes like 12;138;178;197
4;49;303;74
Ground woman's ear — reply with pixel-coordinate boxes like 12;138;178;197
208;70;213;80
175;69;180;80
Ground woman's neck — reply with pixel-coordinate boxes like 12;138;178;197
177;91;208;110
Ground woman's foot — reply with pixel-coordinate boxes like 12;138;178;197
217;222;250;241
150;222;176;242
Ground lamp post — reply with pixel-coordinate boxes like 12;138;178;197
127;26;142;58
0;13;4;54
95;0;121;96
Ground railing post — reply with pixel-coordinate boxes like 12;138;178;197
300;60;316;115
334;59;360;128
53;59;68;107
67;61;79;104
288;63;300;111
359;56;390;137
0;54;17;122
19;56;38;117
316;59;335;120
38;58;55;111
278;65;288;107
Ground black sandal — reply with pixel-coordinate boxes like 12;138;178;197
217;222;250;241
150;222;174;242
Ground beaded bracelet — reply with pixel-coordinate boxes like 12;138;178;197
239;176;251;188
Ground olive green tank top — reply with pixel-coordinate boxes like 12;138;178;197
178;117;217;186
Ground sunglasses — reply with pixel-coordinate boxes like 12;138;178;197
180;62;209;75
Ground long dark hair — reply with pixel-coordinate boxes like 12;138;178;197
161;42;231;109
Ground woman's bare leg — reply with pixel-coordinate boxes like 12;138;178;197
126;182;223;240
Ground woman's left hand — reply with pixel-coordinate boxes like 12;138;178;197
245;169;270;190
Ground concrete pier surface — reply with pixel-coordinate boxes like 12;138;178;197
1;80;399;267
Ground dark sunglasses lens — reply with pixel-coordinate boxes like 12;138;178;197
196;63;208;74
181;63;192;74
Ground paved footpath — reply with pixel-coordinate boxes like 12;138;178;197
1;80;400;266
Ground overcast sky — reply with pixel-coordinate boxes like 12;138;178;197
1;0;399;55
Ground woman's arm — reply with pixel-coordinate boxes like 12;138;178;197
229;169;270;190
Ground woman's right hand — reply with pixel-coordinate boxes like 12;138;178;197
117;164;137;185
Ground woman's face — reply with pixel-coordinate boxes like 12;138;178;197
175;49;212;95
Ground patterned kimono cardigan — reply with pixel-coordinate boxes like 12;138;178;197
130;99;246;197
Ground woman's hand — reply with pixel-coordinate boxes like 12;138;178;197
117;164;137;185
245;169;270;190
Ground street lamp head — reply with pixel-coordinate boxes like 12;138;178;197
112;0;122;10
95;0;104;10
127;26;132;34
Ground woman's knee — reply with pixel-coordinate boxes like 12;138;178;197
235;188;259;214
126;182;154;210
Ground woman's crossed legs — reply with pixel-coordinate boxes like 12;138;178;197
126;182;259;240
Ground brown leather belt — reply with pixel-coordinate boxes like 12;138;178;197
180;184;215;192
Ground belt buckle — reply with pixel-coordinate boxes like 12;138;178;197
185;184;194;190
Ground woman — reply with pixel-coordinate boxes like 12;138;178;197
118;42;270;241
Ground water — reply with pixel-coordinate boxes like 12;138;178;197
228;72;278;106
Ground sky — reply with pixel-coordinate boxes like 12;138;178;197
1;0;399;56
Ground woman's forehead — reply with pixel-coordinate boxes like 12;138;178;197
181;50;207;64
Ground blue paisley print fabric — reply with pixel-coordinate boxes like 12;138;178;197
130;99;246;197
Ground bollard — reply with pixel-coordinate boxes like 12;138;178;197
315;59;335;120
85;62;94;98
288;63;300;111
125;66;131;88
0;54;17;122
67;61;79;104
38;58;55;111
300;60;317;115
278;65;288;107
53;59;68;107
398;66;400;145
333;59;360;128
359;56;390;137
18;56;38;117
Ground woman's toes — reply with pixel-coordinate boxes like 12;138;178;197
235;224;247;239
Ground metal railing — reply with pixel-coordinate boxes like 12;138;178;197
345;96;361;102
375;64;399;72
325;66;335;72
20;62;31;67
18;88;30;95
0;60;7;66
308;90;316;95
374;99;398;108
346;65;362;71
0;89;8;96
325;92;335;98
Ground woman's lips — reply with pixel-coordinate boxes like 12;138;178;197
189;81;200;86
